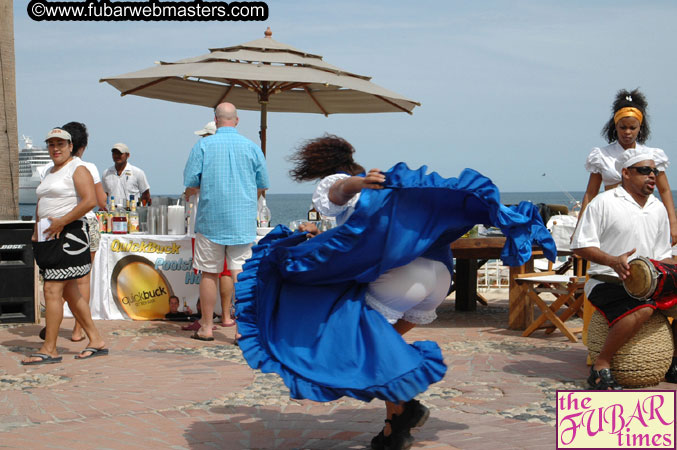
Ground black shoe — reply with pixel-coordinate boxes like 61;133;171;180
370;424;414;450
391;399;430;432
665;361;677;383
587;367;622;390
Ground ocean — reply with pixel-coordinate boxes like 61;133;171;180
19;191;588;227
266;192;588;227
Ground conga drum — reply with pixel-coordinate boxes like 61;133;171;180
623;256;677;310
624;257;659;300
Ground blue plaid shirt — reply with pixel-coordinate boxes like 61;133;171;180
183;127;269;245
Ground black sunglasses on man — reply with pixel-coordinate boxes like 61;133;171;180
628;166;659;176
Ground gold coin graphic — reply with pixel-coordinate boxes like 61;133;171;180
110;255;175;320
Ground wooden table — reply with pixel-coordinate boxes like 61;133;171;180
451;237;546;330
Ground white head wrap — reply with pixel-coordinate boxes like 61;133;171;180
615;147;656;174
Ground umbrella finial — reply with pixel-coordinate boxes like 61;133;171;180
264;27;272;38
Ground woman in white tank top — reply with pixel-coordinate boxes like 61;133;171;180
23;128;108;365
37;122;108;343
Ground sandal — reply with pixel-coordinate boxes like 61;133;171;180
588;367;622;390
22;353;62;365
74;347;109;360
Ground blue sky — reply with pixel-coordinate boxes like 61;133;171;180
13;0;677;194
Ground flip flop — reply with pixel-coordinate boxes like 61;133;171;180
190;332;214;342
75;347;109;360
21;353;62;365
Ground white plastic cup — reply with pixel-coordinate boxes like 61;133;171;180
168;205;185;235
148;206;157;235
160;205;168;235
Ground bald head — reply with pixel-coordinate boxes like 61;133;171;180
214;102;239;127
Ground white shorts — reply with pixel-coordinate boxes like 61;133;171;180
365;257;451;325
193;233;252;273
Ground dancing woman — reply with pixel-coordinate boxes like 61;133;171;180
291;136;451;448
235;135;556;450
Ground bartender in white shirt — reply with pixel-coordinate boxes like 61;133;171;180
101;142;151;206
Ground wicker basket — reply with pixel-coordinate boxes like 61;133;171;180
587;310;674;387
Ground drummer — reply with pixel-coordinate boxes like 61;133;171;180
571;147;677;390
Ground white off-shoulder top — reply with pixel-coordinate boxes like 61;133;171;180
585;142;669;187
312;173;360;226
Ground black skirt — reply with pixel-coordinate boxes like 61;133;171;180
32;219;91;281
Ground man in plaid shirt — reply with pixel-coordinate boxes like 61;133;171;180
184;102;269;341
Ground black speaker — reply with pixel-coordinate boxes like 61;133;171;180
0;221;37;323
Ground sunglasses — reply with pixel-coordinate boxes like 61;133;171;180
628;166;659;176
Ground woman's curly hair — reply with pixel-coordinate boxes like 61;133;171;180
601;88;650;144
288;134;365;181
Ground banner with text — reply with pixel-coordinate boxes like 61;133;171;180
105;234;210;320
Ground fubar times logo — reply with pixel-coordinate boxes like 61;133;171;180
556;390;675;449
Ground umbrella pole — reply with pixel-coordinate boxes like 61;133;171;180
259;102;267;199
259;81;269;158
260;102;267;157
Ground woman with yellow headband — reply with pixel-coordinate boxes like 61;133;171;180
580;88;677;243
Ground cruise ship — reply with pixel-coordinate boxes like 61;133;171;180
18;136;51;204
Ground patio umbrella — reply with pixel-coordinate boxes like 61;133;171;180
100;28;420;156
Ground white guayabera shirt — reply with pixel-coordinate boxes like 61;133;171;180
571;186;671;296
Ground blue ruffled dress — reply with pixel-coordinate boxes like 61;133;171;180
235;163;556;403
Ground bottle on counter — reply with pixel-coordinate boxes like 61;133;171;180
128;200;139;233
185;202;193;234
256;196;262;225
185;192;199;235
112;205;128;234
258;196;271;228
107;201;115;234
127;195;135;222
307;203;319;222
97;211;107;233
